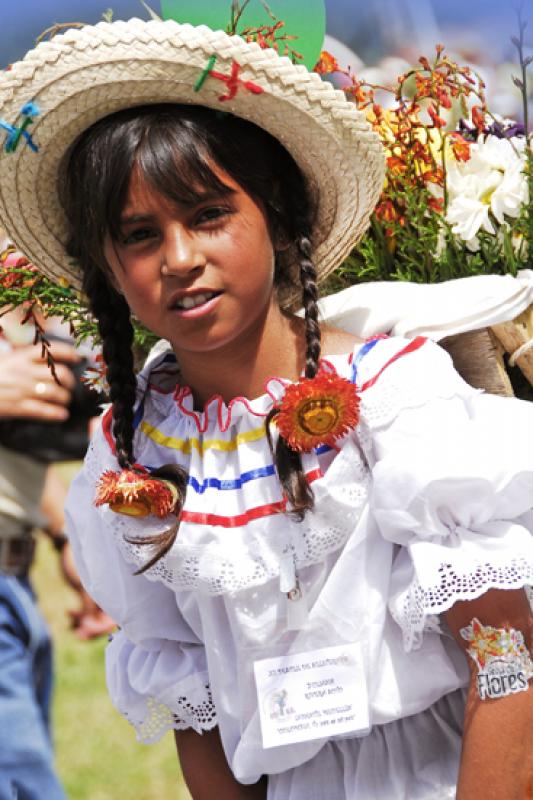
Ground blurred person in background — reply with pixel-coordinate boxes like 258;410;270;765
0;339;76;800
0;242;114;799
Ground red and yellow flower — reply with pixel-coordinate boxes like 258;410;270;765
275;371;360;452
463;618;505;669
314;50;339;75
95;469;179;518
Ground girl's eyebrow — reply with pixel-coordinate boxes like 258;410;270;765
192;187;236;202
119;213;154;226
119;188;236;227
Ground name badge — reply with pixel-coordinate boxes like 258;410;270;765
254;642;370;749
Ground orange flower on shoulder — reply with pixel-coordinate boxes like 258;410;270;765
95;469;179;518
275;371;360;452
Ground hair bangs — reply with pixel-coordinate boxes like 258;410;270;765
104;108;234;246
133;116;234;211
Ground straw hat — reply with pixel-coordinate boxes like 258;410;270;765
0;18;385;306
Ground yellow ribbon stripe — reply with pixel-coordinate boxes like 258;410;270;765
139;420;267;455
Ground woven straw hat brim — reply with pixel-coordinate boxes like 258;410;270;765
0;18;385;307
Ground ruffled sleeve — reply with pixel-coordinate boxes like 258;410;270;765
364;337;533;651
64;432;217;743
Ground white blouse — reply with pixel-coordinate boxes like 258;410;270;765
65;334;533;790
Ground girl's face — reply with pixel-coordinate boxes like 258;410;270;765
104;164;279;362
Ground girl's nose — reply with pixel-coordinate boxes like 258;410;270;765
162;225;206;277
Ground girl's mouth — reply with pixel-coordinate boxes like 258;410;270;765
170;291;222;316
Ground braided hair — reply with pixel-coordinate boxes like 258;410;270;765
82;267;136;469
266;193;321;519
64;104;321;569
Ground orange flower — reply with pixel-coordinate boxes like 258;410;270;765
471;105;485;132
415;74;432;96
436;87;452;109
348;83;372;106
314;50;339;75
387;155;407;174
449;132;471;162
376;199;399;222
428;197;444;214
95;469;179;518
421;167;444;186
427;104;446;128
276;372;360;452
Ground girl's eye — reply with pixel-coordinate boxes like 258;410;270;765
121;228;157;245
195;206;230;225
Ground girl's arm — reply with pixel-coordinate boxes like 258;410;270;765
175;728;267;800
445;588;533;800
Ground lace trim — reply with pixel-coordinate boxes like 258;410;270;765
392;557;533;651
359;380;480;435
123;686;217;744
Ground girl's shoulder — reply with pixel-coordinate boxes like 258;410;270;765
320;325;365;358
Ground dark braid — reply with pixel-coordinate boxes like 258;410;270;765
267;200;321;519
298;234;321;380
82;267;137;469
83;264;188;574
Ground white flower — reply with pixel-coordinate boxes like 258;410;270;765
491;160;528;223
446;196;494;251
445;134;527;251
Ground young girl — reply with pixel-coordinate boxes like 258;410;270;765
1;17;532;800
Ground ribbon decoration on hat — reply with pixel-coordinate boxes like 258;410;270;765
194;55;264;101
0;102;40;153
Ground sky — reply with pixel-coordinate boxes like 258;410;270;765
0;0;526;67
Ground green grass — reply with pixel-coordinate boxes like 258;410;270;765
31;464;192;800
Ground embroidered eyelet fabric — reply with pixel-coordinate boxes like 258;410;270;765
66;336;533;796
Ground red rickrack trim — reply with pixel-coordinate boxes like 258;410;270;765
102;407;115;452
174;384;275;434
173;360;337;435
208;60;264;102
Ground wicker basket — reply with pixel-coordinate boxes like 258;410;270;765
440;304;533;400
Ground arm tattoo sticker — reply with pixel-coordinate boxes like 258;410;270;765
460;617;533;700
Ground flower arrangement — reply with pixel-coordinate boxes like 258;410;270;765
318;16;532;291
